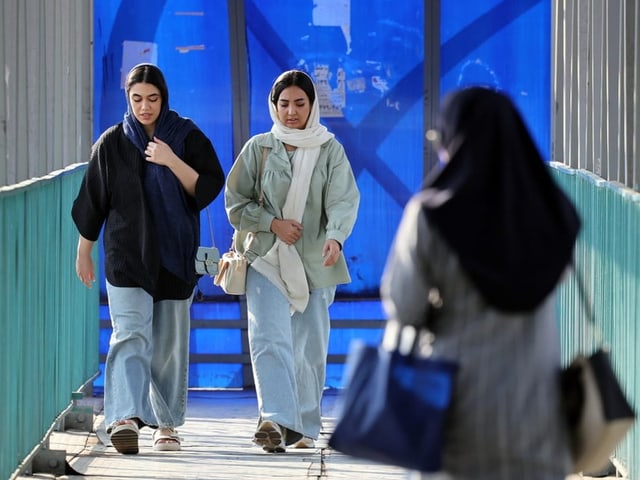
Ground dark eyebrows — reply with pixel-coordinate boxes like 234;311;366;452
278;97;307;104
131;92;160;100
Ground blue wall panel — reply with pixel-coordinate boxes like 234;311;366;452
93;0;551;298
190;329;242;354
441;0;551;158
188;364;244;389
93;1;551;388
245;0;425;295
93;0;233;299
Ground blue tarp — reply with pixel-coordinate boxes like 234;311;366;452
93;0;550;388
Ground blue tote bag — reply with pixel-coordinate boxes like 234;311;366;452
329;332;458;472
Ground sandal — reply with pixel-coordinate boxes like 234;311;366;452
109;419;139;455
253;420;286;453
292;436;315;448
153;427;181;452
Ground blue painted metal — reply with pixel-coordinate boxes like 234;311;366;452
93;0;552;389
441;0;551;158
245;0;425;295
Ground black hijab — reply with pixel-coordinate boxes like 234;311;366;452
123;64;199;283
423;87;581;312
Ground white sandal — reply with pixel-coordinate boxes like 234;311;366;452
153;427;181;452
109;419;140;455
292;436;315;448
253;420;286;453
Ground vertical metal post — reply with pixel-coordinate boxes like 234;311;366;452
227;0;253;388
424;0;441;176
227;0;251;159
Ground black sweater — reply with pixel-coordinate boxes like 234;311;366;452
72;124;225;300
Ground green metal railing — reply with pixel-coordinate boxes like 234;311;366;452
0;161;636;477
0;164;99;479
552;163;639;477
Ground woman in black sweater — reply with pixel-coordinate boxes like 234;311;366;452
72;63;224;454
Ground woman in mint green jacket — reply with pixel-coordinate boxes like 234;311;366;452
225;70;360;453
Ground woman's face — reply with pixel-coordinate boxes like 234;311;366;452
276;85;311;129
128;82;162;136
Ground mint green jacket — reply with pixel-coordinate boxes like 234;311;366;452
225;132;360;289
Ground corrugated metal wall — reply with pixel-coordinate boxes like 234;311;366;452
552;0;640;191
0;0;93;187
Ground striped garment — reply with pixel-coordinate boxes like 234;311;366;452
381;196;572;480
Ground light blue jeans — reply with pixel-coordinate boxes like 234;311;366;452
104;281;193;430
246;267;336;442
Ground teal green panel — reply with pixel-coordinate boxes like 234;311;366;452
551;164;639;475
0;166;100;479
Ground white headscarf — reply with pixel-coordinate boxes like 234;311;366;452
268;81;334;148
251;73;333;314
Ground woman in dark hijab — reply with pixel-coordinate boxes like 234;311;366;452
72;64;225;454
381;87;580;479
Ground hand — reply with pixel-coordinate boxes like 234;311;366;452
76;253;95;289
322;239;341;267
145;137;177;167
271;218;303;245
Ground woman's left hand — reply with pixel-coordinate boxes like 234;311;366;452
145;137;178;167
322;239;341;267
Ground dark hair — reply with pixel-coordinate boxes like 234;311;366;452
270;70;315;105
125;63;169;106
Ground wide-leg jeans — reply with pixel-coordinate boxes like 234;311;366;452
246;267;336;441
104;281;192;430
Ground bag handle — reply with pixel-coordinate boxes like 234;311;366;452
572;262;605;347
387;287;443;354
257;146;267;207
213;257;230;285
204;206;216;249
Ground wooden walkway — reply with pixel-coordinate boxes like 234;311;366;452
16;390;408;480
14;389;618;480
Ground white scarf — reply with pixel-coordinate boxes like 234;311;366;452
251;85;334;313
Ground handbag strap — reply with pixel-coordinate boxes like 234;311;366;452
572;263;604;346
204;206;216;248
257;146;267;207
390;287;443;354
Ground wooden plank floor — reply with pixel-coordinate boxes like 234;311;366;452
15;389;622;480
16;390;408;480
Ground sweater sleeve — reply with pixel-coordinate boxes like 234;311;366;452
323;140;360;246
185;129;225;210
71;132;111;241
225;136;274;233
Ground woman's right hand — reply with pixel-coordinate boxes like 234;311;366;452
76;236;96;288
76;254;95;289
271;218;303;245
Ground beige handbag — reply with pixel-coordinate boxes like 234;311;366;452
213;241;247;295
561;266;635;474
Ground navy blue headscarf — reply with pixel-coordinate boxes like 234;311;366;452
423;87;581;312
123;63;198;283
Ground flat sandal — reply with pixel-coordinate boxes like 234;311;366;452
153;427;181;452
110;419;139;455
